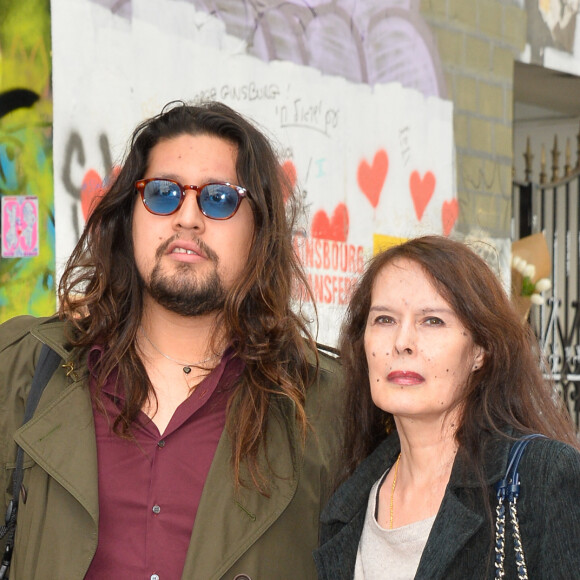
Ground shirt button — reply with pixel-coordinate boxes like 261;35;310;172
152;505;161;514
158;440;166;448
151;575;160;580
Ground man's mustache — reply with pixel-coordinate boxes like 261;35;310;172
155;234;219;263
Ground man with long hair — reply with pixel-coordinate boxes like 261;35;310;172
0;101;344;579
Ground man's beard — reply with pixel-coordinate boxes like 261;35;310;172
146;261;227;317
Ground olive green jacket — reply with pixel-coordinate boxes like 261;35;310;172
0;316;345;580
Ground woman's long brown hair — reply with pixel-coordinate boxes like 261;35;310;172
58;101;317;494
339;235;579;483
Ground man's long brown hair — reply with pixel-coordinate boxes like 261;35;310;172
58;101;317;494
339;235;579;482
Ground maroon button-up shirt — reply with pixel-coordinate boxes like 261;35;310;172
84;348;243;580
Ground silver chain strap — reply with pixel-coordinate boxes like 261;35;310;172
509;497;529;579
494;496;507;578
494;494;529;579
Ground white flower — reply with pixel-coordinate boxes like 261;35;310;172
530;293;545;305
511;255;527;272
535;278;552;292
522;263;536;279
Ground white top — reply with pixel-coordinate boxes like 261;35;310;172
354;470;436;580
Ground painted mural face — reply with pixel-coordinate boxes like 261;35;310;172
364;258;483;424
132;133;255;316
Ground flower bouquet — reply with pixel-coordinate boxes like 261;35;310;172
510;233;552;321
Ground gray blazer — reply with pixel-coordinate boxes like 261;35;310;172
314;432;580;579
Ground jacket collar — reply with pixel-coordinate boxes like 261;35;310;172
321;429;513;524
320;433;400;526
317;430;515;580
448;430;513;489
14;345;99;523
30;317;78;363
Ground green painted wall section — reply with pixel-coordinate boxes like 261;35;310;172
0;0;55;322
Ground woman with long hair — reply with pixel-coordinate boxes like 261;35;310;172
315;235;580;579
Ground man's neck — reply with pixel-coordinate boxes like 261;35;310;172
138;301;228;434
140;300;226;365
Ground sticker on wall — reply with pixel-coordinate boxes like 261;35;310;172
1;196;39;258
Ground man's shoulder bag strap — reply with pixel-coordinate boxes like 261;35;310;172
0;343;62;579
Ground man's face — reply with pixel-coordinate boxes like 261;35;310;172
132;133;255;316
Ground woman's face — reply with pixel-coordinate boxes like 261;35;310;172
364;258;484;424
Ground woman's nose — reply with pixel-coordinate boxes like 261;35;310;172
393;323;415;355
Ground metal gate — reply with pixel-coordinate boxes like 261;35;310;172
512;132;580;430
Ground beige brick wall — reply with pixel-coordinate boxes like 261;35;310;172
420;0;526;237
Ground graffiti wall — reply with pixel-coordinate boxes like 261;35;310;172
0;0;54;322
52;0;455;345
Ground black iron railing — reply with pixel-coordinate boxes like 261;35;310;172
513;168;580;430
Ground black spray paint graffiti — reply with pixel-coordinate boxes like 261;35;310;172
0;89;40;189
0;88;40;119
62;130;114;240
88;0;446;99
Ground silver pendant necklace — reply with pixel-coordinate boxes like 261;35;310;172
140;326;222;374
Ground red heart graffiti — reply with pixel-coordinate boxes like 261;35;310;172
281;160;297;203
442;199;459;236
410;170;435;221
311;203;349;242
81;169;103;221
80;166;121;221
357;149;388;208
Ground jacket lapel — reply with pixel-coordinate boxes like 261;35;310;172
416;439;512;579
181;403;299;580
14;367;99;523
416;491;484;578
315;436;402;580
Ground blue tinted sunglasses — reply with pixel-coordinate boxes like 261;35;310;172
135;178;248;220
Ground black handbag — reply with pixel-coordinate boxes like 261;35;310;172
0;344;61;580
494;433;547;579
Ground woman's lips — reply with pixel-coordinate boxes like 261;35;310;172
387;370;425;385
